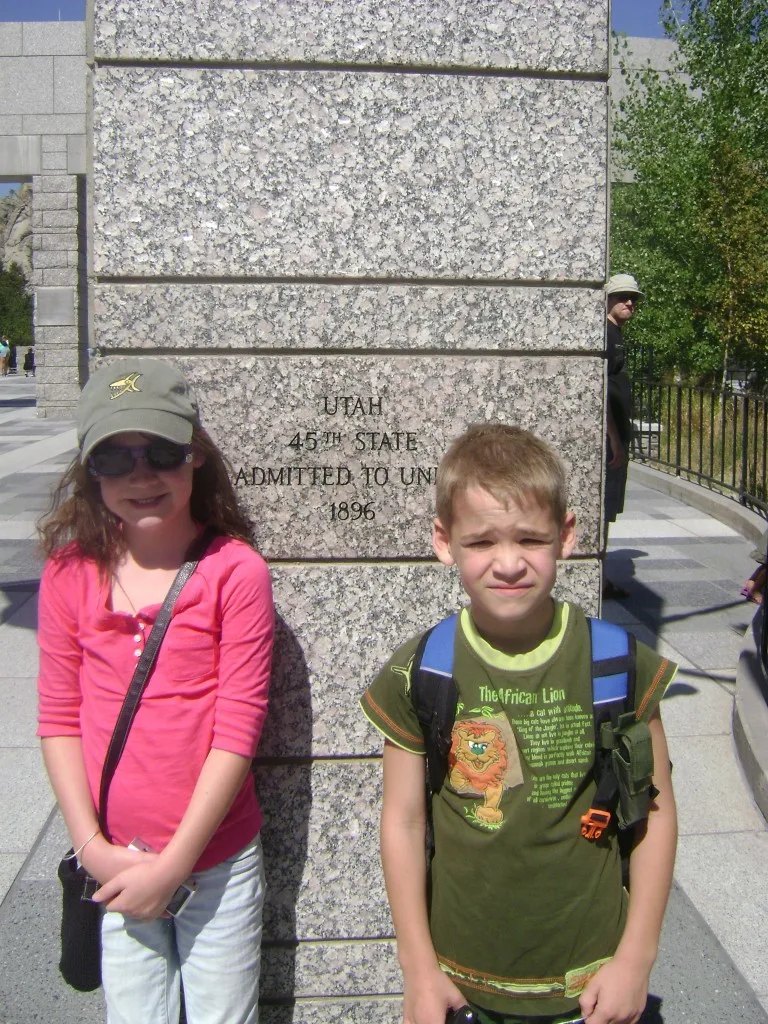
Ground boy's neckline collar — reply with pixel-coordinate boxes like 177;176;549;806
460;601;569;670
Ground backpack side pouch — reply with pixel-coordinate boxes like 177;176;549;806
611;712;655;829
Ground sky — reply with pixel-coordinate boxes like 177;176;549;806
612;0;667;37
0;0;666;196
0;0;84;18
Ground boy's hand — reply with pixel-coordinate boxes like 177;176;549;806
402;965;466;1024
579;955;648;1024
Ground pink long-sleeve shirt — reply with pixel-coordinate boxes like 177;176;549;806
37;535;274;871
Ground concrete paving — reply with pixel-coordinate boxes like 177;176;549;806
1;373;767;1023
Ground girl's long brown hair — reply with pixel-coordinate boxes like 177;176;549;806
38;427;255;574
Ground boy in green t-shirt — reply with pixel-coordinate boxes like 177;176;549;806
361;424;677;1024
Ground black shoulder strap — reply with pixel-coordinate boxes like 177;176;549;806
98;527;217;839
411;614;459;797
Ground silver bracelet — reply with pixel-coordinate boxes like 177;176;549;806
63;828;100;861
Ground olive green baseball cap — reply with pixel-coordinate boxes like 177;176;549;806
78;359;200;462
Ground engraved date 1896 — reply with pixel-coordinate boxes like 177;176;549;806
330;501;375;522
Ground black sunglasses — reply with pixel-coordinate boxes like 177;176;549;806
88;439;193;478
613;292;639;303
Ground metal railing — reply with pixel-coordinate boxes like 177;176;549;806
630;378;768;516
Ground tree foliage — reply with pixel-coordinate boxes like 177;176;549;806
612;0;768;385
0;261;33;346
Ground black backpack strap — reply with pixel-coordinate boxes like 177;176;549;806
411;614;459;797
581;618;636;840
98;527;217;840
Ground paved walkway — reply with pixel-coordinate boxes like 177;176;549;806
0;373;767;1023
604;476;768;1020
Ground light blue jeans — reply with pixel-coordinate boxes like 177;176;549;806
101;836;265;1024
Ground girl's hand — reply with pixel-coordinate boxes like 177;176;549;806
79;835;156;885
91;860;183;920
579;955;648;1024
402;965;466;1024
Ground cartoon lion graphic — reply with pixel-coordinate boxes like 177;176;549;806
448;717;523;825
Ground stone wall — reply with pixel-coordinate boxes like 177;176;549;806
0;21;87;417
91;1;608;1018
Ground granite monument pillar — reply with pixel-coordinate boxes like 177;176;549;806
90;2;609;1017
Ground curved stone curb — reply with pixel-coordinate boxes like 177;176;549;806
629;462;767;546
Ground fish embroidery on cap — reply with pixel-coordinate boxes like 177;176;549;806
109;373;142;400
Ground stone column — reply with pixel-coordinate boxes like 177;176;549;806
91;2;608;1018
32;168;86;418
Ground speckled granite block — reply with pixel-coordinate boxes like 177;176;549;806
266;564;463;759
92;283;604;353
171;354;604;558
260;1000;400;1024
261;937;399;999
557;559;601;618
92;69;606;280
93;0;608;73
263;560;600;760
256;760;389;941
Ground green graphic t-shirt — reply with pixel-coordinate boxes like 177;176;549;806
361;602;676;1018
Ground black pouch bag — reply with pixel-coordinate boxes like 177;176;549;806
57;854;102;992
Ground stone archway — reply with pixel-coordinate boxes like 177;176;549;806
0;20;87;418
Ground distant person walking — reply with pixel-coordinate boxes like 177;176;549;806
0;335;10;377
603;274;644;600
23;346;35;377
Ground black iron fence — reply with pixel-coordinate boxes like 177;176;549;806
630;378;768;516
626;344;768;517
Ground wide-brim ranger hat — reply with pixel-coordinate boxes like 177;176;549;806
605;273;645;300
77;358;200;462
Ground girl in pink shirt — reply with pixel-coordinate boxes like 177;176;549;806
37;358;274;1024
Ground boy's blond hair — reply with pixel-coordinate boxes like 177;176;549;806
436;423;568;529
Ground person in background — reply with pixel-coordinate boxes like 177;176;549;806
23;346;35;377
0;335;10;377
742;530;767;604
603;274;644;601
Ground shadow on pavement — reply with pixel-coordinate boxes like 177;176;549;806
0;395;35;409
0;581;39;628
640;994;664;1022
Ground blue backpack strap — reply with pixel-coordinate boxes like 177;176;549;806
582;617;636;841
411;614;459;797
590;618;632;706
420;614;459;678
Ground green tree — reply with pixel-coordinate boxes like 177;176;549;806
0;260;33;346
612;0;768;385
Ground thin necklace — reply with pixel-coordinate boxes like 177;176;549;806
112;574;138;617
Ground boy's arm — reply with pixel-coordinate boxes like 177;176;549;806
580;709;677;1024
381;740;465;1024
